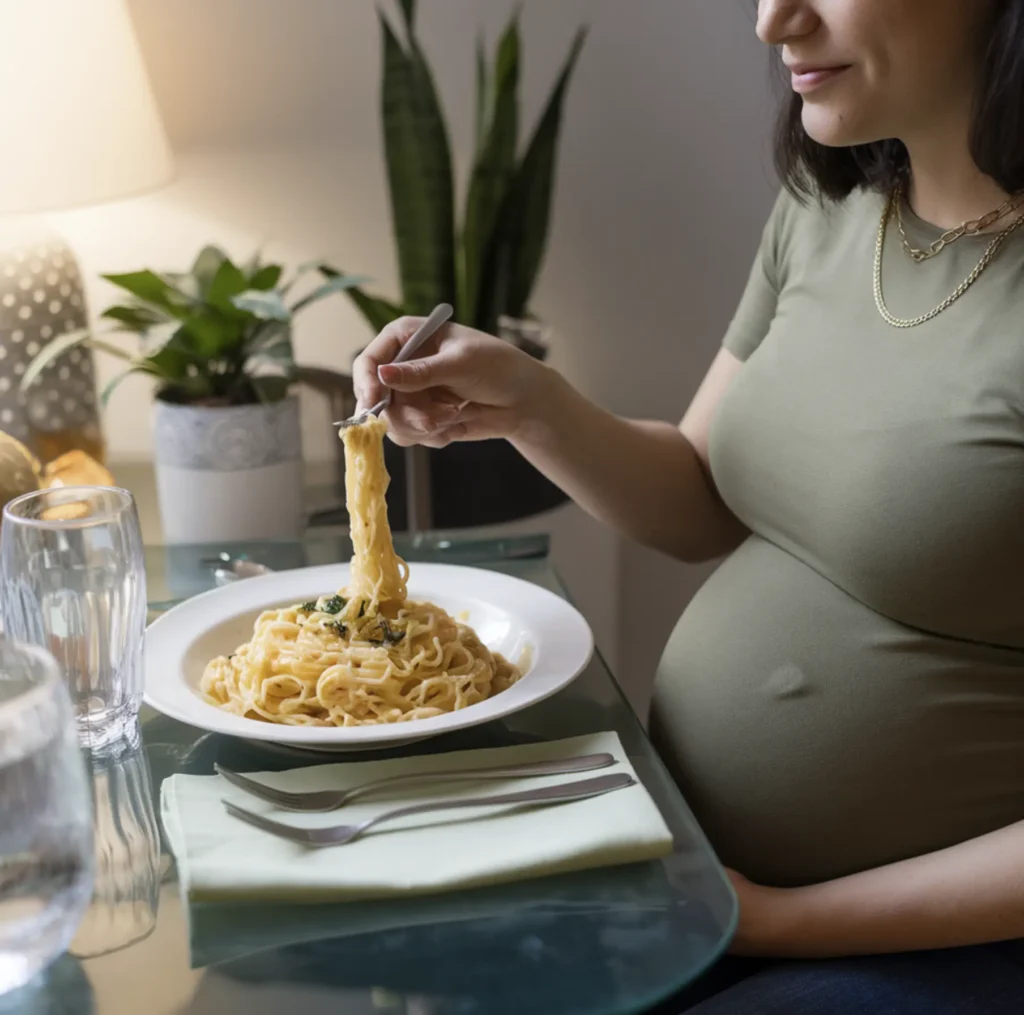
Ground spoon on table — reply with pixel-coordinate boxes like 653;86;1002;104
335;302;453;429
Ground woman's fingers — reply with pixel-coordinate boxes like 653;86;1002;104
390;401;459;436
352;317;531;443
381;391;457;442
377;343;479;395
451;404;521;441
352;316;429;409
383;400;519;448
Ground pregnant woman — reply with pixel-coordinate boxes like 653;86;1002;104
353;1;1024;1010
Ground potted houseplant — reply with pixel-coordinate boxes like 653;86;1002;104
21;247;364;542
326;0;587;529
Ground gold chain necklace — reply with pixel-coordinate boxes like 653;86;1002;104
874;191;1024;329
894;182;1024;263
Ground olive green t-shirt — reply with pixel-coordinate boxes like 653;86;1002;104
652;187;1024;887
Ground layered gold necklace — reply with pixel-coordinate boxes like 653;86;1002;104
873;182;1024;329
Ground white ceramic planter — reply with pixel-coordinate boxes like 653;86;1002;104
152;396;304;544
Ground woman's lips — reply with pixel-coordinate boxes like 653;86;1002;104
789;65;850;94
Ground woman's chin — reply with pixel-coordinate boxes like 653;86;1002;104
801;105;880;150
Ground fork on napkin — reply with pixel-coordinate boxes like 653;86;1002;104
160;730;674;903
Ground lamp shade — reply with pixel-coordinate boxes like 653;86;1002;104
0;0;173;215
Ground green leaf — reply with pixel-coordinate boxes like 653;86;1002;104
246;323;296;381
241;249;263;278
191;246;229;295
246;354;294;380
246;321;296;403
251;375;291;404
345;288;405;332
295;258;325;273
479;27;586;327
206;258;249;316
231;289;291;321
143;327;194;380
277;261;325;297
249;265;283;291
380;13;456;315
162;271;202;302
100;304;168;333
137;320;180;357
181;312;244;358
100;366;158;409
19;329;131;392
247;322;295;365
314;266;401;328
397;0;415;31
461;16;519;326
102;271;190;318
290;273;372;315
474;35;489;156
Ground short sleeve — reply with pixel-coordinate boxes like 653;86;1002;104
722;190;791;362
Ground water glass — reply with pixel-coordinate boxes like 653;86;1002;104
70;721;160;958
0;638;93;996
0;487;146;748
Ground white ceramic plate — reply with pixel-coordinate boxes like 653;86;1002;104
144;562;593;750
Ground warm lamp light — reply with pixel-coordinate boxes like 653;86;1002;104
0;0;173;214
0;0;173;460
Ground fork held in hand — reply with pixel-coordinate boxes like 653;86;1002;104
214;751;617;812
222;771;637;847
335;302;454;428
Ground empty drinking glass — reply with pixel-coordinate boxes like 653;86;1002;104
1;487;146;748
0;638;93;995
70;721;160;958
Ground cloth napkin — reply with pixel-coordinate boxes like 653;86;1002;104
160;730;674;903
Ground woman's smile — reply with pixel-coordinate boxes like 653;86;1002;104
785;61;852;95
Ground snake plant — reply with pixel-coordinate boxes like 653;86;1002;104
335;0;586;338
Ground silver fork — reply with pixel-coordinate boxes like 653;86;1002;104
222;771;636;847
335;301;454;428
214;752;616;812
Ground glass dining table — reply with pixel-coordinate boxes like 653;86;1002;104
9;531;736;1015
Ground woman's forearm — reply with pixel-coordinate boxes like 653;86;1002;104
355;318;746;559
763;819;1024;957
512;370;747;562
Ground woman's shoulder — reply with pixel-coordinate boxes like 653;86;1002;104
767;186;882;249
763;186;883;285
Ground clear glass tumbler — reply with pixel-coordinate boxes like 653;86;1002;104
0;487;146;748
70;721;160;958
0;638;93;995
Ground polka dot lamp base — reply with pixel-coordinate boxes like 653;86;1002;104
0;227;103;462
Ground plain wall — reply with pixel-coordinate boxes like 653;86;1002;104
52;0;778;709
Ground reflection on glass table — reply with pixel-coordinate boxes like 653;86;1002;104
69;533;737;1015
143;530;552;614
70;721;161;960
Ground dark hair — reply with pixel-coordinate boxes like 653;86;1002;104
774;0;1024;201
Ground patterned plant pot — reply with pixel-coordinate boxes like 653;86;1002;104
152;396;303;544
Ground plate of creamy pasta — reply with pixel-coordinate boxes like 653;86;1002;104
143;417;593;749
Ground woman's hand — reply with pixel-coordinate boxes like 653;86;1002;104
352;317;550;448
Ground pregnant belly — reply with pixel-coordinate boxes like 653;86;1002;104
652;535;1024;887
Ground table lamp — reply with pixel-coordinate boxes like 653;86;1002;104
0;0;173;463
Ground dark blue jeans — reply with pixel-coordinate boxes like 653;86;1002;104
650;941;1024;1014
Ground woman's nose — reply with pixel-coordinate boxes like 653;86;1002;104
756;0;820;46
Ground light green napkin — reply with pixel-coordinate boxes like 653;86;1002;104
161;730;673;903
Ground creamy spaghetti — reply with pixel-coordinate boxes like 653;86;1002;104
200;417;521;726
